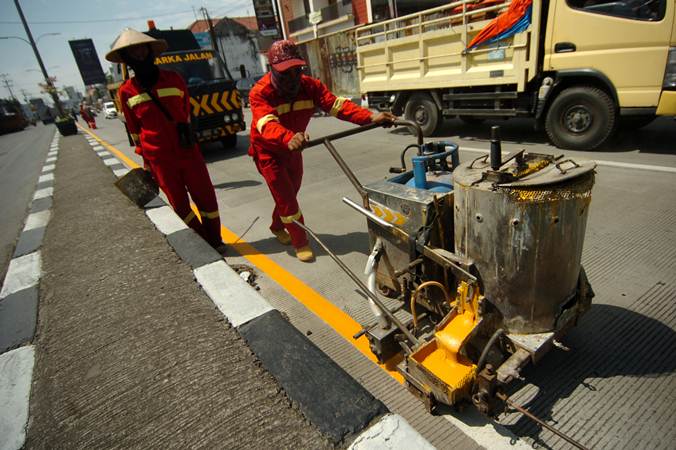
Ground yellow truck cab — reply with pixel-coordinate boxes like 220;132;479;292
356;0;676;150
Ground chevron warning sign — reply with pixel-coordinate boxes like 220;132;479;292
190;90;242;117
368;199;408;226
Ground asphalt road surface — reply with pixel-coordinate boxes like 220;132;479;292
3;112;675;449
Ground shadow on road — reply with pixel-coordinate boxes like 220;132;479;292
232;231;371;259
500;296;676;449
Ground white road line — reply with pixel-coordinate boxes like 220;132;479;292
0;346;35;450
349;414;434;449
103;157;119;166
97;151;111;157
0;252;41;299
113;168;130;178
23;210;51;232
42;164;55;173
32;187;53;200
45;156;57;163
194;260;274;328
459;146;676;174
47;151;57;157
146;206;188;235
37;173;54;183
92;145;104;151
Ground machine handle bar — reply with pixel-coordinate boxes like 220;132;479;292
305;119;423;149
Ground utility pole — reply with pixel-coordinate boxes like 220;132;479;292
200;7;233;80
0;73;17;100
13;0;64;116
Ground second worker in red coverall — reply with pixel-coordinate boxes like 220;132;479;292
249;40;396;262
106;28;226;252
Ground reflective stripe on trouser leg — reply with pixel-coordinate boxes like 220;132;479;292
255;154;307;248
149;158;206;238
181;154;222;246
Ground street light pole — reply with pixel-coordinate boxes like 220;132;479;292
13;0;64;116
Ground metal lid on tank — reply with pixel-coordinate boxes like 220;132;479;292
453;150;596;188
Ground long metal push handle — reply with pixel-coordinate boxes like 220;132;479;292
304;119;423;149
305;120;424;208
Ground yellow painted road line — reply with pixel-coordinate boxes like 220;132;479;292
80;126;404;382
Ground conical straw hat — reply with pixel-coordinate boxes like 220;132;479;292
105;28;168;63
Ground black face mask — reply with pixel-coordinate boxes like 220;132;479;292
271;67;301;101
123;47;159;88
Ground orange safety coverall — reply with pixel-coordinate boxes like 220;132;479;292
118;69;222;246
249;73;373;248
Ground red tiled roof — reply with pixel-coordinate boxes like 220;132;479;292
188;18;222;33
231;16;258;31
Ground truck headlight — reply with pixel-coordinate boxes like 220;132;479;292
664;47;676;89
223;115;232;124
231;112;239;121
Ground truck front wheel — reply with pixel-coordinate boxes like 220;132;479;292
545;86;616;150
404;93;440;137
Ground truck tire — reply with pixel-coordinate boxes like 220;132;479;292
221;134;237;149
545;86;616;150
404;93;440;137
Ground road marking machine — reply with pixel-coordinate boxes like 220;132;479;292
299;121;596;449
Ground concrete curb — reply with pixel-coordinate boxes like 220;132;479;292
0;130;59;450
80;129;434;448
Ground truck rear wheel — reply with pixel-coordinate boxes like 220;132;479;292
404;93;440;137
545;86;616;150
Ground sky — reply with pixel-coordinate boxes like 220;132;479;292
0;0;254;103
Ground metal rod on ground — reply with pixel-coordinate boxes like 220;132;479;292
292;219;419;346
496;393;589;450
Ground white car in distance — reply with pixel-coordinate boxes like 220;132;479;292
103;101;117;119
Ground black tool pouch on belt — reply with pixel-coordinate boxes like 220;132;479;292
145;89;196;149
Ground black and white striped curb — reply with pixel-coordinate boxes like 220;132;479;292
79;130;434;449
0;130;60;450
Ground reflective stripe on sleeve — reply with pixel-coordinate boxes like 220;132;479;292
330;97;348;117
157;87;184;98
256;114;279;133
127;93;151;108
280;210;303;224
200;210;220;219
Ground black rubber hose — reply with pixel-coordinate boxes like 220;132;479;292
477;328;504;371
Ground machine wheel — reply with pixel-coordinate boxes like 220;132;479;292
221;134;237;149
404;93;440;137
619;115;656;130
545;86;617;150
459;116;485;125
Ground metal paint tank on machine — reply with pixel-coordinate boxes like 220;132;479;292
452;131;596;334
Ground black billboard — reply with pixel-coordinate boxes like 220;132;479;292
68;39;106;86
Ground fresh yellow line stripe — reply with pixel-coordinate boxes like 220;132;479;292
78;125;140;169
82;125;403;383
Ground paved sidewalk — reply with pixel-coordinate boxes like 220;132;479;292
20;132;333;448
0;130;438;450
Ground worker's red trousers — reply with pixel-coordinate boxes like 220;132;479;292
148;152;222;247
255;152;308;248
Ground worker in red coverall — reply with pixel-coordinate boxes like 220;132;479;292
105;28;226;252
249;40;396;262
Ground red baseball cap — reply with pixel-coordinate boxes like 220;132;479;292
267;40;306;72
